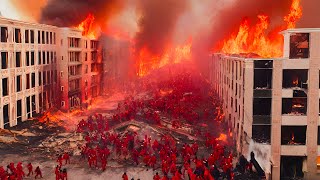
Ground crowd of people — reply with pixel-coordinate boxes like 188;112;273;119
0;162;42;180
76;73;236;179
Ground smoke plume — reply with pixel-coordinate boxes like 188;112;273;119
134;0;189;56
40;0;124;27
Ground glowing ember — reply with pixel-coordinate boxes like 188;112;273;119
136;39;192;77
216;133;227;142
292;76;299;86
76;14;101;39
220;0;302;58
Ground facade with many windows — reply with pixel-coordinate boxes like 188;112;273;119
57;28;102;111
0;17;102;128
209;28;320;179
0;17;58;129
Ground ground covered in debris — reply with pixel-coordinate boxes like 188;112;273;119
0;65;262;180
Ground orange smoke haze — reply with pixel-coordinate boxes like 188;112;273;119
219;0;302;58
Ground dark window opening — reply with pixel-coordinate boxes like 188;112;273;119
2;78;8;96
50;32;52;44
38;51;41;65
41;31;45;44
39;72;42;86
281;126;306;145
47;51;49;64
25;30;29;43
26;51;30;66
53;33;56;44
32;95;36;116
17;100;22;123
282;98;307;115
26;96;31;118
42;51;45;64
254;69;272;89
46;32;49;44
281;156;304;179
16;52;21;67
293;90;307;97
1;52;8;69
1;27;8;42
14;28;21;43
318;126;320;145
26;74;30;89
31;51;34;66
31;73;35;88
252;125;271;144
43;71;46;85
38;31;40;44
16;75;21;92
3;104;9;129
283;69;308;89
30;30;34;44
254;60;273;69
290;33;309;59
253;98;271;115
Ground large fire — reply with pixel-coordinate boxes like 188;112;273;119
220;0;302;58
76;14;101;39
136;39;192;77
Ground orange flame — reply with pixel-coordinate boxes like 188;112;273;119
220;0;302;58
77;14;101;39
136;39;192;77
292;76;299;86
216;133;227;142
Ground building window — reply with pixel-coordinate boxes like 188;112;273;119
25;30;29;43
43;71;46;85
2;78;8;96
42;51;45;64
281;126;307;145
290;33;309;59
31;51;35;66
60;71;63;77
49;32;52;44
318;126;320;145
31;73;35;88
16;52;21;67
46;31;49;44
253;98;272;115
30;30;34;44
39;72;42;85
283;69;308;89
38;51;41;65
47;71;50;84
252;125;271;144
38;30;40;44
26;51;30;66
16;75;21;92
61;101;65;107
41;31;45;44
1;52;8;69
53;33;56;44
0;27;8;42
47;51;49;64
14;28;21;43
26;73;30;89
61;86;64;91
50;52;53;63
282;98;307;115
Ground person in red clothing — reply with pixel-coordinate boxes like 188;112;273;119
153;172;161;180
27;162;33;176
57;155;63;167
122;172;128;180
35;166;43;179
63;152;70;164
61;168;68;180
16;162;25;179
55;165;61;180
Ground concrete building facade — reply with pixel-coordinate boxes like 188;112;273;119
209;28;320;179
0;17;102;128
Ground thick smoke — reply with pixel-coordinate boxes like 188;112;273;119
134;0;189;56
40;0;124;27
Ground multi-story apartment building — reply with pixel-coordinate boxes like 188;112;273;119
57;28;102;111
0;17;59;129
210;28;320;179
0;17;102;128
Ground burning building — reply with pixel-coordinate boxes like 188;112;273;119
209;28;320;179
0;16;102;128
